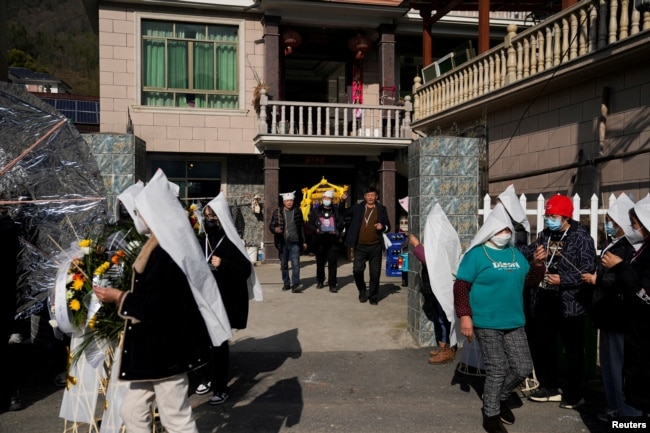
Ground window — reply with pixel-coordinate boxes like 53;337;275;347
141;19;239;109
150;158;223;199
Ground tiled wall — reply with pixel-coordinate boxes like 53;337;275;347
224;155;265;248
406;136;480;346
83;133;146;221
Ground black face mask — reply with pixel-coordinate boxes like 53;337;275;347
204;219;223;234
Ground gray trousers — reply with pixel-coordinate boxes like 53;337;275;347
474;326;533;417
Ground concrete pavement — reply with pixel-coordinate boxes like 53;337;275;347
1;256;610;433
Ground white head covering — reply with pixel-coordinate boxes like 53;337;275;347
134;169;231;346
323;190;335;198
608;193;635;238
399;196;409;213
280;191;296;201
467;203;515;252
423;203;462;346
117;181;147;234
498;184;530;234
633;194;650;233
205;193;263;302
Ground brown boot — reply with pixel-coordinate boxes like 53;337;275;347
428;345;456;364
429;341;447;356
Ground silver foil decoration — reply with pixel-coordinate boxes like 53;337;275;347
0;82;107;319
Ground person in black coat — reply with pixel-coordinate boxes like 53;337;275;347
581;193;641;419
341;187;391;305
195;202;252;405
307;190;346;292
0;212;22;412
94;171;231;433
602;196;650;415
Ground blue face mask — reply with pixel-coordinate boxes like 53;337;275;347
545;217;563;231
605;221;617;237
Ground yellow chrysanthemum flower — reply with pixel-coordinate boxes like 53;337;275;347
94;261;111;275
72;278;85;291
69;299;81;311
78;239;92;248
88;315;97;329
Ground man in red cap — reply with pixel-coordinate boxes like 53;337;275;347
521;194;596;410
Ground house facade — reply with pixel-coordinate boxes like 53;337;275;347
91;0;529;260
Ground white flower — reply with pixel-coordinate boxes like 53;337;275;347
66;290;74;300
49;320;59;329
80;247;91;255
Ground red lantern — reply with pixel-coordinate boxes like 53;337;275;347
282;29;302;56
348;33;371;60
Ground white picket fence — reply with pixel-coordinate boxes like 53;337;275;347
479;193;629;252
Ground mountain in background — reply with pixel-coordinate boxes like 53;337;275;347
7;0;99;96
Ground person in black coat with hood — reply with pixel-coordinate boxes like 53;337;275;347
194;200;252;405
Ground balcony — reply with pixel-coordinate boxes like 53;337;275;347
411;0;650;128
253;89;413;156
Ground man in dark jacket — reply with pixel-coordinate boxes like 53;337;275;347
342;187;391;305
308;190;346;292
269;191;307;293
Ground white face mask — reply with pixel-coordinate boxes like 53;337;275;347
625;228;645;245
490;233;512;248
322;199;332;207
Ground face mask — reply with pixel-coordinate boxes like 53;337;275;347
322;199;332;207
204;219;223;234
490;233;512;248
545;217;563;231
625;228;645;245
605;221;617;237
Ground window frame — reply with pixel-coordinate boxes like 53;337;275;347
147;154;228;199
135;13;246;112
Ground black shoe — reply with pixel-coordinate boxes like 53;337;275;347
329;285;338;293
316;282;325;289
500;401;515;425
282;285;291;291
483;412;509;433
359;291;369;303
291;284;305;293
369;299;378;305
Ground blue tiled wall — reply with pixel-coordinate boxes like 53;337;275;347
407;136;480;347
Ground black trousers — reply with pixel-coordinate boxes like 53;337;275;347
314;235;340;286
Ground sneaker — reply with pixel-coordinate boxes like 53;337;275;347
528;387;562;402
195;381;211;395
209;392;229;405
282;285;291;291
597;409;618;422
559;398;585;409
291;284;305;293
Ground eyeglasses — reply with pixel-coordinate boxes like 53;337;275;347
204;214;218;221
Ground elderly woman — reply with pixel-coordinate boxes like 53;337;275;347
601;194;650;415
454;203;545;433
